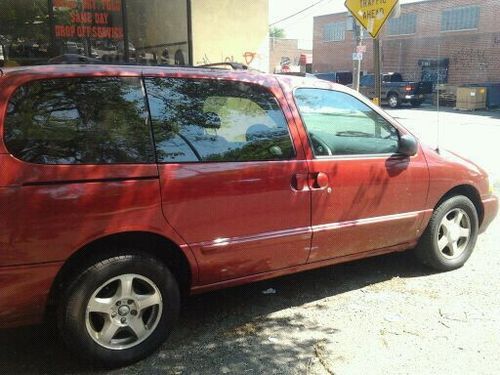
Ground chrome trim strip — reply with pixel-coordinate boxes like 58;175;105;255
313;211;420;233
197;210;424;254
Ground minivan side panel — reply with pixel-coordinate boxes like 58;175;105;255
0;71;189;268
0;71;197;327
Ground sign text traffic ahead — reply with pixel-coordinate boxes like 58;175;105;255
344;0;399;38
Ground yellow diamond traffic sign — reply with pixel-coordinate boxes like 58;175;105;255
345;0;399;38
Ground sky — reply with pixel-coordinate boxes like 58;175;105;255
269;0;429;49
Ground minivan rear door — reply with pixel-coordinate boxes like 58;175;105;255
144;74;312;285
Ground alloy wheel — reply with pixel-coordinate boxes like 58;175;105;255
85;274;163;350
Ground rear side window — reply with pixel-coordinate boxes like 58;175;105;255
4;77;154;164
145;78;294;163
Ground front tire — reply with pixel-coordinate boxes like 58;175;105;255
415;195;479;271
58;253;180;368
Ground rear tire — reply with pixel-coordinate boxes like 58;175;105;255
388;93;401;109
58;252;180;368
415;195;478;271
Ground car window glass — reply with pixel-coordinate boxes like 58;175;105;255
145;78;295;163
5;77;154;164
294;88;399;156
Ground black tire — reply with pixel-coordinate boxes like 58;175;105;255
410;99;423;107
58;252;180;368
415;195;479;271
387;93;401;109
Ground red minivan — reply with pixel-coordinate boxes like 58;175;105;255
0;65;497;366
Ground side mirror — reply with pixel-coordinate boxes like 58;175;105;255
398;134;418;157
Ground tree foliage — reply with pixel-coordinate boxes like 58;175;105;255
269;27;286;38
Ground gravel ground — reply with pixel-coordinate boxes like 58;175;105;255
1;108;499;375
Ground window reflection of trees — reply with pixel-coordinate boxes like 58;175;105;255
146;78;295;163
5;77;154;164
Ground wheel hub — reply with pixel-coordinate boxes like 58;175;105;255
118;305;130;316
448;226;460;242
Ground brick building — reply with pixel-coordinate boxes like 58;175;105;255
269;38;312;73
313;0;500;85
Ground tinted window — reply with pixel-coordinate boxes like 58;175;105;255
145;78;294;163
294;89;399;156
5;77;154;164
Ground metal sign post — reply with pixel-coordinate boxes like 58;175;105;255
352;22;363;92
344;0;399;105
373;37;381;106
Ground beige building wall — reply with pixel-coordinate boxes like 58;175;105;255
191;0;269;71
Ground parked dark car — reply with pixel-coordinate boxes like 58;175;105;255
0;65;497;367
314;71;353;85
360;72;433;108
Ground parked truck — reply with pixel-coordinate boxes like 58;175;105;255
360;72;433;108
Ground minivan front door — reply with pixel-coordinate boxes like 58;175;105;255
145;76;311;284
293;88;429;262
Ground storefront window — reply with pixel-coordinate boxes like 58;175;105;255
0;0;190;66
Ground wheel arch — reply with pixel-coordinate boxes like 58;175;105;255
386;90;399;99
435;184;484;226
46;231;195;317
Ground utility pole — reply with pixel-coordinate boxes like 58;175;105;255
47;0;57;57
373;37;381;106
121;0;130;63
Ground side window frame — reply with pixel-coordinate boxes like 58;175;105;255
292;87;402;159
143;76;297;164
4;76;156;165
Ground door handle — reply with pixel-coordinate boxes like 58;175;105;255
310;172;329;190
292;173;330;191
291;173;309;191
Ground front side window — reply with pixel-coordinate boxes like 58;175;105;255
294;89;399;156
5;77;153;164
145;78;294;163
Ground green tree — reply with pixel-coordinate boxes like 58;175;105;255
269;27;286;38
